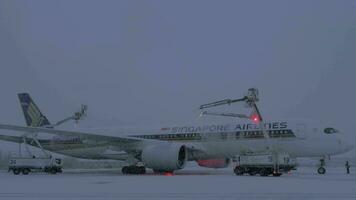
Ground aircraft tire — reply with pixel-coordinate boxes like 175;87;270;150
153;169;174;174
234;166;244;175
122;166;146;175
13;168;21;175
153;169;163;174
317;167;326;175
22;168;30;175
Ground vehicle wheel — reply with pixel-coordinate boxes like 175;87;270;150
259;169;269;176
139;166;146;174
317;167;326;175
122;166;129;174
49;168;57;174
13;168;21;175
248;170;257;176
272;172;282;177
22;168;30;175
234;166;244;175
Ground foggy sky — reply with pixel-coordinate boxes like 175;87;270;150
0;0;356;138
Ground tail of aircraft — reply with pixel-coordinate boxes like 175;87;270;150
18;93;51;127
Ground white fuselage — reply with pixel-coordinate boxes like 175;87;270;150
40;120;354;160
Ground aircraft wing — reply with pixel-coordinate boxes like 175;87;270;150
0;124;208;160
0;134;23;143
0;124;143;148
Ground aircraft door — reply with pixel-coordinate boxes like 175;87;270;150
295;124;307;139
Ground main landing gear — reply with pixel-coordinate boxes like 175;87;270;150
121;166;146;175
152;169;174;175
317;158;326;175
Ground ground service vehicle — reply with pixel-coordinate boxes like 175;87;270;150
8;157;63;175
233;153;297;176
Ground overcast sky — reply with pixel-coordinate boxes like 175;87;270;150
0;0;356;138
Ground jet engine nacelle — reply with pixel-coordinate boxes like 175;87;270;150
196;158;230;169
142;143;187;171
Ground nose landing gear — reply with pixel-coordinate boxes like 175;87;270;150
317;158;326;175
317;167;326;174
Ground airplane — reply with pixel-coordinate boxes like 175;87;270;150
0;91;353;175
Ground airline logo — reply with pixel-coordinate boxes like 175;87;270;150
26;102;45;127
52;136;81;143
169;122;288;134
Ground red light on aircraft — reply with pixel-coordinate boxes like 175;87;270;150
164;172;174;176
196;159;230;169
251;115;260;123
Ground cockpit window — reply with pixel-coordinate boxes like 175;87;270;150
324;127;339;134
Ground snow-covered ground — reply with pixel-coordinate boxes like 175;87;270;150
0;167;355;200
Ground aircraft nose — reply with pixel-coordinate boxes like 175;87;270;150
338;134;354;153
